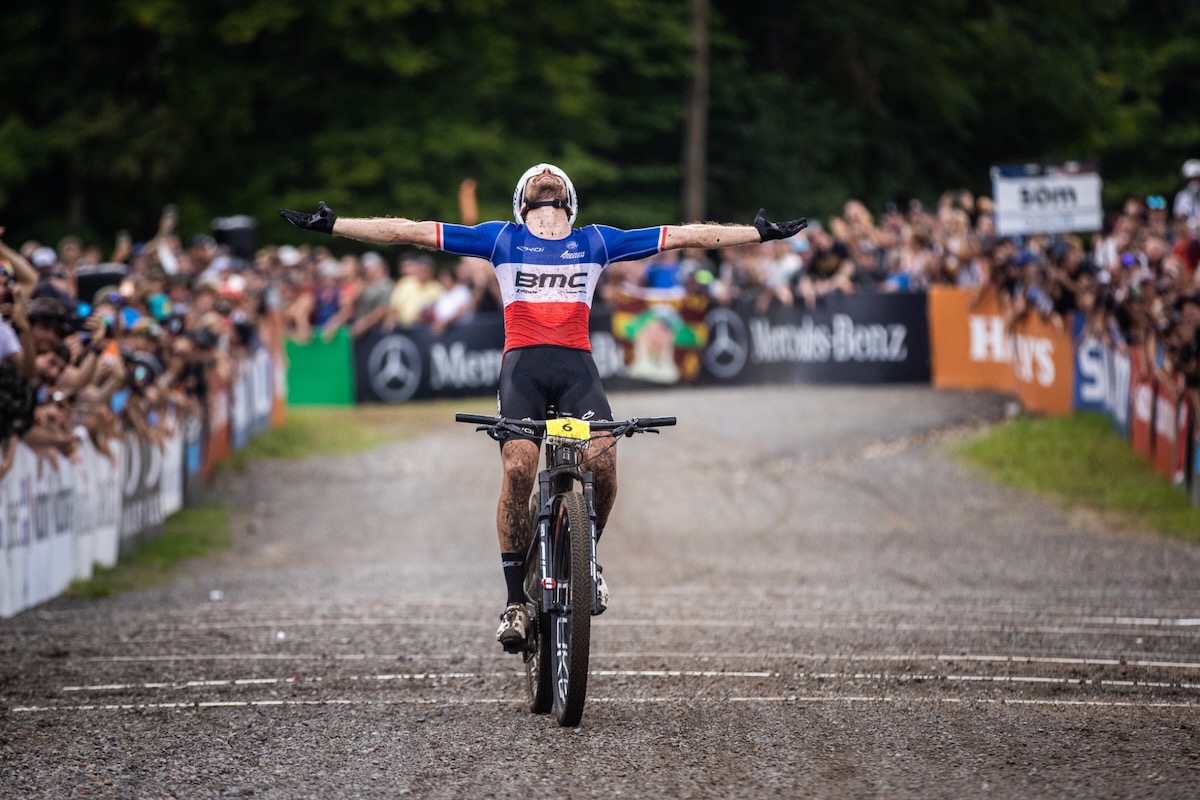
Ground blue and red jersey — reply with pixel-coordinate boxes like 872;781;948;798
437;221;665;352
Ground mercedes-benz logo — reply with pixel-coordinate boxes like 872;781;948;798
368;334;423;402
702;308;749;380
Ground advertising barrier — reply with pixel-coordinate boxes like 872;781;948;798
608;286;708;385
693;293;931;386
1194;414;1200;507
1152;380;1181;483
285;328;355;406
1129;349;1156;464
354;316;506;404
202;368;231;480
351;293;932;403
1;343;285;618
928;286;1075;414
1072;323;1132;437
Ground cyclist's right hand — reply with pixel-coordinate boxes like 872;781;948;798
279;201;337;234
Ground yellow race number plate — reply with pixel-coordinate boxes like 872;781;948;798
546;418;590;440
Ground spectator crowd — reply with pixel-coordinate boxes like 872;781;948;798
4;163;1200;479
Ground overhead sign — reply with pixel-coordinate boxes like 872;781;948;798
991;162;1103;236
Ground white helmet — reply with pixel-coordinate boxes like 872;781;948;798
512;163;578;226
1183;159;1200;180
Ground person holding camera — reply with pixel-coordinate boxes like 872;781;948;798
0;227;44;477
1;228;39;370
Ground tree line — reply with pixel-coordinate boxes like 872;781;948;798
1;0;1197;247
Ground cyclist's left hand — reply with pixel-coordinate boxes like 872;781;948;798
279;201;338;234
753;208;808;242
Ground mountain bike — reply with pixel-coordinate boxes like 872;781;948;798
456;410;676;727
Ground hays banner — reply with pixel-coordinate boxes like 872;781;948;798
990;162;1104;236
687;293;931;386
928;286;1075;414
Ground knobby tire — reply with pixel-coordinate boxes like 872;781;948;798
550;491;592;727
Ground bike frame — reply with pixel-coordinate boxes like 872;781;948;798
531;421;601;622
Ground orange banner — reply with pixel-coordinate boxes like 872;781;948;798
1129;349;1154;464
202;371;230;480
928;286;1074;414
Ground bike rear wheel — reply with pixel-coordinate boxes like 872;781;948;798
549;491;592;727
524;495;551;714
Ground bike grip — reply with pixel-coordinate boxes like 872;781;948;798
456;413;496;424
638;416;677;428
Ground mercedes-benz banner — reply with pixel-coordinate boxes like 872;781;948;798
692;293;931;386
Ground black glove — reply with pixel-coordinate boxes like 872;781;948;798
279;201;338;235
753;208;807;242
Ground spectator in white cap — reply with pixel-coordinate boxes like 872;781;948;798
31;246;58;270
276;245;302;268
1173;159;1200;232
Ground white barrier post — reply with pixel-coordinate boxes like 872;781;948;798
72;434;99;582
94;438;121;570
48;454;75;601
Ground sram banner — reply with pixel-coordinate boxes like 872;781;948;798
1072;317;1132;436
991;162;1103;236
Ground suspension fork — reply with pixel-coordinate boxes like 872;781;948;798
580;469;601;616
534;464;554;615
534;444;600;616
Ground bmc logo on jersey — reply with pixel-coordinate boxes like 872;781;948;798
515;270;588;289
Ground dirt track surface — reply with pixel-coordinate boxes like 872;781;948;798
3;384;1200;799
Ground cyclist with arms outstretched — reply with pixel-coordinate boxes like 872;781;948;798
281;164;806;651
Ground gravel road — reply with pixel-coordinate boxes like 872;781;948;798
3;384;1199;799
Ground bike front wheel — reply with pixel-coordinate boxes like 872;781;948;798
549;491;592;727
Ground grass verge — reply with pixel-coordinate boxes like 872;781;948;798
220;399;493;472
66;504;231;598
954;411;1200;543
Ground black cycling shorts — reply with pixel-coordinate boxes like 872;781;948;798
496;345;613;443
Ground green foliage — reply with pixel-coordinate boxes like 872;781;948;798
956;412;1200;543
1;0;1198;244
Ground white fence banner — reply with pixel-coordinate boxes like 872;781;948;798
1;345;279;617
94;439;122;570
0;429;174;617
160;416;184;517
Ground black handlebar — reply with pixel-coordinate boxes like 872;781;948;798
455;413;505;426
632;416;677;429
455;413;676;435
